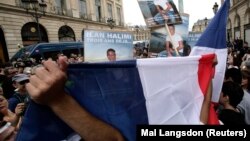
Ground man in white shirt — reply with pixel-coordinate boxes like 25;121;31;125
166;24;184;56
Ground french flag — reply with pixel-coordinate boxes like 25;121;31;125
189;0;229;124
16;1;229;141
17;55;215;141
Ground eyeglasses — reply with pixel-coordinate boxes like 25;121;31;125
19;80;29;85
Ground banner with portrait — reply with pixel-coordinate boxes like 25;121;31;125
137;0;182;27
84;30;133;62
148;14;190;57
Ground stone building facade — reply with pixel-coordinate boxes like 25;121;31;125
0;0;125;62
128;25;151;42
227;0;250;43
192;18;211;33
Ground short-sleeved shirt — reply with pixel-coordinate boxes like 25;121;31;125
219;109;246;125
166;34;183;53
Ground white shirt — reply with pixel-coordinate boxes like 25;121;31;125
166;33;183;53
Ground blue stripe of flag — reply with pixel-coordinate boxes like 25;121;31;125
195;0;229;49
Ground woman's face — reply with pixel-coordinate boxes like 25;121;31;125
0;96;8;113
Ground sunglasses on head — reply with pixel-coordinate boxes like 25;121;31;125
19;80;29;85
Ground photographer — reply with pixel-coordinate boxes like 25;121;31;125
8;74;30;114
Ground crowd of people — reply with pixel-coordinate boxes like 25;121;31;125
0;55;125;141
0;39;250;140
218;40;250;125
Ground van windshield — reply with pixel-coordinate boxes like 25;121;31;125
11;44;37;61
11;42;84;63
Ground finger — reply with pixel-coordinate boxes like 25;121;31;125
58;56;68;72
34;66;50;80
17;103;25;106
29;75;45;89
18;104;25;108
43;60;60;73
25;83;41;98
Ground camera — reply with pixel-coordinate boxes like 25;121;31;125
20;97;30;116
13;59;34;68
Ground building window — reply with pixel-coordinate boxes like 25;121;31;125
234;27;240;39
82;30;85;41
247;11;250;24
95;0;101;21
116;7;121;25
58;25;76;42
79;0;87;18
21;22;48;46
245;25;250;45
55;0;66;15
107;3;113;18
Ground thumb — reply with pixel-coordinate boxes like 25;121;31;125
58;56;68;72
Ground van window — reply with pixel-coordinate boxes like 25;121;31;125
31;54;42;63
11;42;84;62
62;49;79;58
43;51;61;60
80;48;84;56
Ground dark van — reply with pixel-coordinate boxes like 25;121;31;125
11;42;84;62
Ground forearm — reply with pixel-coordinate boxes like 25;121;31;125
50;93;124;141
200;80;212;124
156;6;161;13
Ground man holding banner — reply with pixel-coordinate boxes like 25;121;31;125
24;56;125;141
166;24;184;56
14;0;231;140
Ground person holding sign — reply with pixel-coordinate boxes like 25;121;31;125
107;48;117;61
166;24;184;57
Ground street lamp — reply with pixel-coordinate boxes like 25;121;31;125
134;25;140;41
204;17;208;27
107;18;115;29
212;2;219;15
21;0;47;43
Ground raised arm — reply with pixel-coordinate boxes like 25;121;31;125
155;5;163;14
200;55;218;124
26;57;124;141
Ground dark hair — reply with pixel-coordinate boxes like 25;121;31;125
221;81;244;108
107;48;116;55
168;24;175;29
241;70;250;91
225;68;242;85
